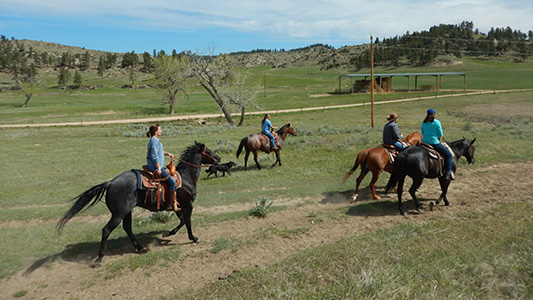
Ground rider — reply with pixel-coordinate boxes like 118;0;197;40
261;113;278;151
146;123;178;211
421;108;454;180
383;112;404;151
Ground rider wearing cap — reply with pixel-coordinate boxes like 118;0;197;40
421;108;454;180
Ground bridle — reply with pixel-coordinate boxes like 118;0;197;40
178;145;218;168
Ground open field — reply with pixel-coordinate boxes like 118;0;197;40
0;59;533;299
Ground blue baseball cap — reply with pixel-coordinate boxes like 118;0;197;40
427;108;436;115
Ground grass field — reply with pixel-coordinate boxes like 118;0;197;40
0;58;532;299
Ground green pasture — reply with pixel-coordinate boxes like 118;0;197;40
1;56;533;125
1;59;533;298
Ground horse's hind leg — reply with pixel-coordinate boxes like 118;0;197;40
123;212;146;254
409;177;424;213
97;214;123;261
397;175;406;215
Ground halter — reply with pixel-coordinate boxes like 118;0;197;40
178;145;217;168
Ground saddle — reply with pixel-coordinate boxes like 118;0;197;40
381;144;398;164
260;131;279;145
419;142;455;177
131;159;182;211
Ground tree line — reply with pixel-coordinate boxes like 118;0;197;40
353;21;533;69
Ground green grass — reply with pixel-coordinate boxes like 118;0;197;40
174;202;533;300
0;60;532;297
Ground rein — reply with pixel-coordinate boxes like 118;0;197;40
177;147;216;168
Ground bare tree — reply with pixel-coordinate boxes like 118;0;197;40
153;54;190;114
188;50;259;126
15;75;40;108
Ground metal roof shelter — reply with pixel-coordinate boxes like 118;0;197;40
339;72;466;93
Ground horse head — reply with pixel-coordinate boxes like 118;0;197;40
195;141;221;165
404;131;422;145
280;123;297;136
454;138;476;165
464;138;476;165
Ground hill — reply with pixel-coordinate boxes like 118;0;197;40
0;21;532;87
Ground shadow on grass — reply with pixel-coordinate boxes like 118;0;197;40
321;187;424;217
23;230;170;276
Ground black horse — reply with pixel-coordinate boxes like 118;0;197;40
385;138;476;215
57;142;220;262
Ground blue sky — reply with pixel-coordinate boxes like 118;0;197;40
1;0;531;54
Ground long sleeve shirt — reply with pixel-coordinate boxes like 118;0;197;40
146;137;165;171
421;119;443;144
383;121;403;145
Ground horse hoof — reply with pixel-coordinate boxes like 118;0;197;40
350;194;358;202
162;231;171;238
429;201;435;211
138;247;147;254
445;202;451;207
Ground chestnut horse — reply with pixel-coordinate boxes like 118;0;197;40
236;123;297;170
342;131;422;201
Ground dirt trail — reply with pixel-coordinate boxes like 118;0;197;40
1;162;532;299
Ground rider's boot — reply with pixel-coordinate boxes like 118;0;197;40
167;191;179;212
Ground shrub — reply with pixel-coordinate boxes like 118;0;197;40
249;196;273;218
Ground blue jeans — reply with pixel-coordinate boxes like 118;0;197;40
431;143;452;173
264;131;275;148
160;168;176;191
392;141;405;151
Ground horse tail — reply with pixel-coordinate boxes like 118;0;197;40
57;181;111;233
342;150;367;183
236;137;247;158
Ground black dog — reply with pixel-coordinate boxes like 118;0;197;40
206;161;237;178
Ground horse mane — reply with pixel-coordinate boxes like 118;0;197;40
176;143;203;170
276;123;290;135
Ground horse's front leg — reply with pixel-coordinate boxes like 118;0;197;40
436;177;451;206
253;151;261;170
162;210;184;238
271;150;281;168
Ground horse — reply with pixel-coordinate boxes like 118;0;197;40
342;131;422;201
57;142;221;262
236;123;297;170
384;138;476;215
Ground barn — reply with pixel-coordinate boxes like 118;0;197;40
338;72;467;93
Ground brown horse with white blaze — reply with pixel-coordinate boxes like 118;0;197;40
342;131;422;201
236;123;297;170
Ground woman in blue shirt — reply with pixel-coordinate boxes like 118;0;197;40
146;123;178;211
261;113;278;151
421;108;454;180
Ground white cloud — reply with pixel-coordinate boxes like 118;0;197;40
1;0;531;48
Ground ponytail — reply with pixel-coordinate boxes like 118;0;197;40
146;123;160;137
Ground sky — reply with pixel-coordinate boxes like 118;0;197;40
1;0;531;54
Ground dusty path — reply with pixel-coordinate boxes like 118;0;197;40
1;161;532;299
2;89;529;128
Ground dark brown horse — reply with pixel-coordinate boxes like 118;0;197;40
236;123;297;170
342;131;422;201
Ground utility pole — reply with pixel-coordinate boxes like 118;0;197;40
370;35;375;127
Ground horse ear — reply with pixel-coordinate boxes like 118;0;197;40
471;138;476;144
